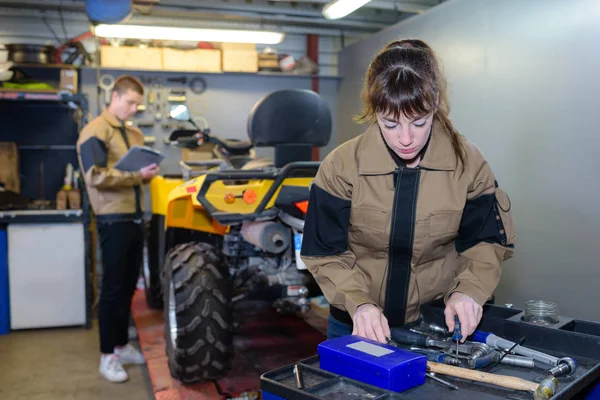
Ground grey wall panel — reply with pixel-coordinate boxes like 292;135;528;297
80;69;340;172
335;0;600;321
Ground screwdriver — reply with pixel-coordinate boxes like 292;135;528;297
452;315;462;359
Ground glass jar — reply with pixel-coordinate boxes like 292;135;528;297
523;300;560;326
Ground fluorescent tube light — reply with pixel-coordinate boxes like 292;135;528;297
95;24;285;44
322;0;373;20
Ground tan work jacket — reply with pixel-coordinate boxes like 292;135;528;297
76;110;145;221
300;119;515;327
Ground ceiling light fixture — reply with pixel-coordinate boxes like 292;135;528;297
322;0;373;20
94;24;285;44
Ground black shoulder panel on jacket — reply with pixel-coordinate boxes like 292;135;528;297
80;137;108;172
456;192;514;253
300;183;351;257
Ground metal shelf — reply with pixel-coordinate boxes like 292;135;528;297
0;89;87;103
12;63;78;70
82;66;341;80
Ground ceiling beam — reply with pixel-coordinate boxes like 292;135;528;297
0;5;378;38
155;0;403;23
267;0;434;13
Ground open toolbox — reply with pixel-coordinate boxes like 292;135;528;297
260;303;600;399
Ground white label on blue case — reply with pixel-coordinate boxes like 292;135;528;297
346;341;394;357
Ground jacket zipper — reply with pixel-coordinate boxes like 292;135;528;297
383;165;420;327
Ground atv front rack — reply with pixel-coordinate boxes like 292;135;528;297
197;161;320;225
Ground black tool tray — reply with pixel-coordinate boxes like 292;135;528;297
260;303;600;399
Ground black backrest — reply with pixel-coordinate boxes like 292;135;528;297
247;89;332;148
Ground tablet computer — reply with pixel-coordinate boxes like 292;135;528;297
114;146;165;172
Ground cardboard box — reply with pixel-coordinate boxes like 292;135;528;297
220;43;257;51
0;142;20;193
59;68;78;93
258;53;280;71
68;189;81;210
219;43;258;73
100;46;163;70
181;144;217;162
162;48;222;72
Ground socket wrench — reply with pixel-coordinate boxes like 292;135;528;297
473;330;577;376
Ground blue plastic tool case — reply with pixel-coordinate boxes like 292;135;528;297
318;335;426;392
260;302;600;399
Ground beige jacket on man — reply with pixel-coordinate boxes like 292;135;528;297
76;110;145;221
300;120;515;327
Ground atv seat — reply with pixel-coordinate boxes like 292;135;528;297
247;89;332;168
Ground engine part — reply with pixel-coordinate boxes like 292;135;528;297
264;268;310;287
241;221;291;254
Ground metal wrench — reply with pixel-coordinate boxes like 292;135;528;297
99;74;115;105
473;330;577;375
426;371;459;390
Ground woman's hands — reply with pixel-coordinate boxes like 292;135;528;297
352;304;391;343
350;294;482;344
444;292;483;342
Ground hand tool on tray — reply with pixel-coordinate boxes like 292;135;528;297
417;321;449;336
391;327;491;359
409;346;461;366
428;361;559;400
391;328;535;370
292;364;304;389
425;367;459;390
452;315;462;358
472;330;577;377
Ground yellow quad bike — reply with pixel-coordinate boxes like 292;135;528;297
144;112;268;309
161;89;332;383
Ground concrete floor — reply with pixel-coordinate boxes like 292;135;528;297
0;320;153;400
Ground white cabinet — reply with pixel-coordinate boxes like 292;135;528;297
8;221;86;329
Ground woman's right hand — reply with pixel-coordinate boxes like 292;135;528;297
352;304;391;343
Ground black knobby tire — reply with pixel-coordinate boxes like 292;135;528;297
143;222;163;309
163;242;233;383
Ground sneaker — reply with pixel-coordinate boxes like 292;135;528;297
99;354;128;383
115;343;145;365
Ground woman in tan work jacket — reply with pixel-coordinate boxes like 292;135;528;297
300;39;515;344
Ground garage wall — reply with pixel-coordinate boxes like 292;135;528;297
79;69;340;178
335;0;600;321
0;6;343;175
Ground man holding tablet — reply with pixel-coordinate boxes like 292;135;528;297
76;75;159;383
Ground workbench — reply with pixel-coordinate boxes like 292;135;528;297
260;303;600;399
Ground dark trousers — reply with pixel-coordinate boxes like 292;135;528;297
326;313;425;341
327;315;353;340
97;221;144;354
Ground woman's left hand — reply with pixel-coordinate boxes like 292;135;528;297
444;292;483;342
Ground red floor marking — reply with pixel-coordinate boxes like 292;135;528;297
131;289;326;399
